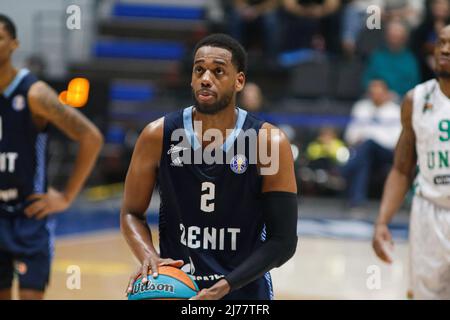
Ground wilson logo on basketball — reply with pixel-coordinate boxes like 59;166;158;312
132;279;175;295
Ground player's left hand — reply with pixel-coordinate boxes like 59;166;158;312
25;188;71;219
189;279;230;300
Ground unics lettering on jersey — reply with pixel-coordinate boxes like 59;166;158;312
427;150;450;170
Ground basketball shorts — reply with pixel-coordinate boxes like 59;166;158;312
0;249;51;291
409;195;450;299
0;212;55;291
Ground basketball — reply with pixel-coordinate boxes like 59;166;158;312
127;266;199;300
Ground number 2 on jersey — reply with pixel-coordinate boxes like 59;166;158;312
200;182;215;213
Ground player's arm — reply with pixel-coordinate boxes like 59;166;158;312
234;0;277;17
250;0;279;14
283;0;339;17
192;123;298;300
25;81;103;219
372;90;417;263
283;0;309;15
120;119;183;292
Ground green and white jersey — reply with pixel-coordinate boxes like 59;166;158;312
412;79;450;208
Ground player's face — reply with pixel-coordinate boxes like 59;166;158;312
0;23;18;66
191;46;245;115
435;26;450;78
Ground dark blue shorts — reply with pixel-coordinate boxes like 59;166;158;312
0;249;51;291
0;212;55;291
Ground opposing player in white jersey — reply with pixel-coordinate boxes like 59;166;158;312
373;25;450;299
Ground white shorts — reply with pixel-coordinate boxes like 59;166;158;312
409;195;450;299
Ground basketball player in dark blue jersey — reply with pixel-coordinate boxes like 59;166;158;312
122;34;298;300
0;15;103;299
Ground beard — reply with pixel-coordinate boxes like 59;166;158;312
193;89;233;115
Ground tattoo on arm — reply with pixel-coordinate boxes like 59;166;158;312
30;82;90;139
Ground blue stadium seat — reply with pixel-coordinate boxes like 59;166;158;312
110;82;155;102
112;3;205;20
93;40;185;60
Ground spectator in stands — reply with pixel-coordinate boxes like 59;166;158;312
411;0;450;81
341;0;385;57
384;0;425;28
363;19;420;98
228;0;280;63
301;127;347;195
206;0;227;32
239;82;264;112
306;127;347;169
340;0;424;56
341;0;424;57
341;79;401;210
281;0;342;54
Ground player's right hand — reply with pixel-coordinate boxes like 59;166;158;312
25;188;71;219
125;255;184;294
372;223;394;264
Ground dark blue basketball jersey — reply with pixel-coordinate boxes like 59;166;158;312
0;69;54;256
157;106;274;300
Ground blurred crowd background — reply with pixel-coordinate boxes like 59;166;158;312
1;0;447;214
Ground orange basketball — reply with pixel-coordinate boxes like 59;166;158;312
128;266;199;300
157;266;198;291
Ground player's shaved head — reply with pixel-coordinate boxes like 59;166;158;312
194;33;247;74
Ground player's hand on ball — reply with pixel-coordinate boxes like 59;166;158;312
25;188;71;219
189;289;216;300
189;279;230;300
126;255;184;294
372;223;394;264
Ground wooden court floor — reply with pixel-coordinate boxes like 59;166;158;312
32;229;410;300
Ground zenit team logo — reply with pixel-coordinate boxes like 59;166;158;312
230;154;248;174
12;95;25;111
